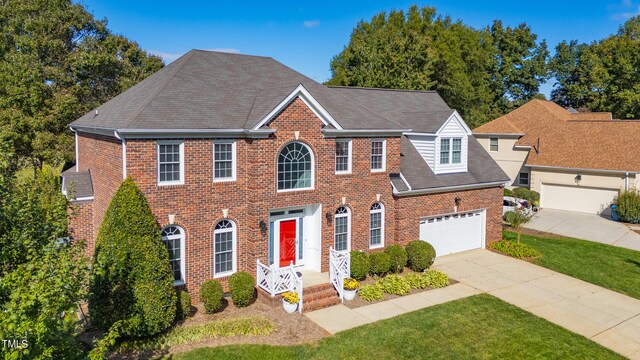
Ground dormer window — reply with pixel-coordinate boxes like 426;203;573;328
440;138;462;165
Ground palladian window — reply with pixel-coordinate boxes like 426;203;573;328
277;142;313;191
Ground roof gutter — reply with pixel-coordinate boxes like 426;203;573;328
472;133;525;137
393;180;508;197
527;164;640;175
72;125;275;139
322;128;411;138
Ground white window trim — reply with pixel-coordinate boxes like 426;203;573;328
162;225;186;286
334;207;351;253
369;203;385;249
157;140;185;186
439;137;463;166
518;172;530;186
213;220;238;278
276;141;315;193
489;137;499;152
213;140;237;182
335;139;352;175
370;138;387;173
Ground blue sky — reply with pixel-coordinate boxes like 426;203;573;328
82;0;639;96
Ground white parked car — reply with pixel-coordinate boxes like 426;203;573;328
503;196;532;216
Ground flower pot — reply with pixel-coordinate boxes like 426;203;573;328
344;289;357;301
282;299;298;313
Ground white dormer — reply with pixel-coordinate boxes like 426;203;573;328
406;111;471;175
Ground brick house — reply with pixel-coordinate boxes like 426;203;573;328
62;50;508;298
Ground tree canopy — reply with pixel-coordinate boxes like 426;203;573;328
0;0;163;171
327;5;549;128
550;16;640;118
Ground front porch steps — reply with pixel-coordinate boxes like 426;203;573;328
256;282;341;313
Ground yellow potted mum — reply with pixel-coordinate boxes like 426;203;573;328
282;291;299;313
343;278;360;301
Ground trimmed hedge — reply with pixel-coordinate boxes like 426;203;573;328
89;178;176;338
384;245;408;273
369;252;391;276
406;241;436;272
200;279;224;314
617;190;640;224
176;290;192;320
228;272;255;307
513;187;540;202
350;251;370;281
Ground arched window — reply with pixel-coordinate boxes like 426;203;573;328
334;207;351;252
213;220;237;277
369;203;385;248
277;142;313;191
161;225;185;284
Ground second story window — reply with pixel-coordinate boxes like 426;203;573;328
452;138;462;164
158;141;184;185
440;138;450;164
440;137;462;165
371;139;386;172
490;137;499;152
213;140;236;182
277;142;313;191
335;139;352;174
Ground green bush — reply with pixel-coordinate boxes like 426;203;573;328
423;269;450;288
379;274;411;296
369;252;391;276
405;272;430;289
384;244;408;273
512;187;540;202
228;272;256;307
200;279;224;314
490;240;540;259
176;290;192;320
503;188;514;197
350;251;370;281
617;190;640;224
89;178;176;338
406;241;436;272
358;283;385;302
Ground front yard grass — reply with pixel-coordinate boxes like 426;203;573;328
503;230;640;299
172;294;621;360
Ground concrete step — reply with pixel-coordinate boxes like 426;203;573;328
257;283;341;313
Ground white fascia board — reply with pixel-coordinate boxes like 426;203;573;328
252;84;343;130
323;129;410;138
108;128;274;139
527;164;640;174
473;133;526;138
394;180;508;197
435;110;472;136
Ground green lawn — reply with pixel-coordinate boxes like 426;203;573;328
504;230;640;299
172;294;621;360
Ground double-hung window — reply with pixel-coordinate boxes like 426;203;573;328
161;225;185;285
371;139;386;172
213;140;236;182
490;137;499;152
335;139;352;174
157;141;184;185
519;172;530;186
334;207;351;252
440;137;462;165
213;220;236;277
369;203;384;248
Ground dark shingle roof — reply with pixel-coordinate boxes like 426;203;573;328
396;136;509;192
61;168;93;200
71;50;400;131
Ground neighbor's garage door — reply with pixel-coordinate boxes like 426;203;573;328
541;183;618;214
419;210;484;256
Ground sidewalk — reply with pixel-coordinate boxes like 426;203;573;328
304;282;480;334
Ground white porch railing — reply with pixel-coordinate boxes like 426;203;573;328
329;246;350;303
256;259;303;313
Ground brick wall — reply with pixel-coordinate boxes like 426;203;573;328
69;201;94;256
394;186;503;246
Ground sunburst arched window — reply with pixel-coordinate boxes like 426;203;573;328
277;142;313;191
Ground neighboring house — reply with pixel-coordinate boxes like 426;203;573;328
474;99;640;215
62;50;507;296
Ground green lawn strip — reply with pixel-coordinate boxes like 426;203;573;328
118;316;274;352
173;294;621;360
504;230;640;299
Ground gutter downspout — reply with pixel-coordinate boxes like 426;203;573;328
114;131;127;179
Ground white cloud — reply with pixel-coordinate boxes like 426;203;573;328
149;48;241;63
303;20;320;28
609;0;640;20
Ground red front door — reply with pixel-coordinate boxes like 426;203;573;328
279;220;297;267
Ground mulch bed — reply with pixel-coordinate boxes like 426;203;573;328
99;297;329;359
342;268;458;310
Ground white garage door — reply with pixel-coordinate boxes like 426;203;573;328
419;210;484;256
541;183;618;214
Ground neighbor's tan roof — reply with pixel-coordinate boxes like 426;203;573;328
474;99;640;172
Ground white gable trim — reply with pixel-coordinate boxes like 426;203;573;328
435;110;471;136
252;84;343;130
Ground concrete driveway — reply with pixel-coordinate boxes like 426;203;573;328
434;250;640;359
524;209;640;251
